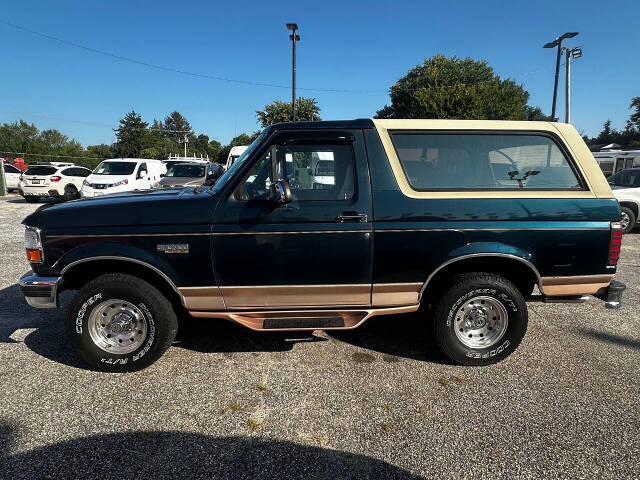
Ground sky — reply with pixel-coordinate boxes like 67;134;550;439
0;0;638;148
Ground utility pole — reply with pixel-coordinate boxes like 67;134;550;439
564;46;582;124
286;23;300;122
181;134;188;157
543;31;578;121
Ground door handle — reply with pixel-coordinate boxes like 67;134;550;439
337;212;368;223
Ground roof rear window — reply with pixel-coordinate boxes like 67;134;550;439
25;166;57;176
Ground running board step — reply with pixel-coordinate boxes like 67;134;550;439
263;316;345;329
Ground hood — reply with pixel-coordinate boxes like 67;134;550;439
86;174;131;184
23;188;218;231
156;176;203;188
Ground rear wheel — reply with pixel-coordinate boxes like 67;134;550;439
431;273;528;366
620;207;636;234
63;184;79;201
66;273;178;372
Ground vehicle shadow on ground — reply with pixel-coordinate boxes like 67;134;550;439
577;327;640;351
0;282;444;367
327;313;448;364
0;421;421;480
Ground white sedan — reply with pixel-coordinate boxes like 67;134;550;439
3;163;22;191
21;164;92;203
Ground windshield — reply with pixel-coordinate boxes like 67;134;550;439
25;166;57;176
166;164;205;178
94;161;137;175
211;131;268;193
608;170;640;187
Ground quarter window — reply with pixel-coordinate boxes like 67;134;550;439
391;133;581;190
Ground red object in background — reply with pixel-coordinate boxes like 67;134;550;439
8;157;28;172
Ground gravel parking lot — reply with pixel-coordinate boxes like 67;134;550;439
0;194;638;479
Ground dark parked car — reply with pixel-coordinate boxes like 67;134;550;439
19;119;625;371
153;162;224;189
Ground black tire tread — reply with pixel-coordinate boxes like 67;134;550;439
66;273;178;372
432;272;527;366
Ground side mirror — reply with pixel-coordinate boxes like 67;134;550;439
269;180;292;206
160;173;165;178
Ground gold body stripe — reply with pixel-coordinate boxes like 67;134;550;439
541;274;613;296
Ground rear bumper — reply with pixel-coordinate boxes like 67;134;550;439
19;271;61;308
595;280;626;309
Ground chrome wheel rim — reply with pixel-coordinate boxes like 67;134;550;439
87;299;147;354
453;296;508;349
620;211;630;231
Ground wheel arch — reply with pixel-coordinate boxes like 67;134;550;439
619;201;639;220
60;256;185;308
420;253;543;302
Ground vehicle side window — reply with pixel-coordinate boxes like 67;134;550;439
4;165;20;174
391;133;582;190
137;163;147;179
234;151;273;201
78;168;91;177
274;144;355;201
609;170;640;187
61;168;75;176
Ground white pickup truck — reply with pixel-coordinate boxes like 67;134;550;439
607;168;640;233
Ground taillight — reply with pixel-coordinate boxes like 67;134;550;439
50;176;61;182
608;222;623;266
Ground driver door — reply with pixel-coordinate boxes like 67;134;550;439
212;130;373;309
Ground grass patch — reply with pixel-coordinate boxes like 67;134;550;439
222;402;244;414
248;418;264;433
257;382;267;393
438;375;467;387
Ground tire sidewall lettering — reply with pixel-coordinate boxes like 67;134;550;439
446;287;515;356
76;294;156;364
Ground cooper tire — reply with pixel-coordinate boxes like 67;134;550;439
620;207;635;234
66;273;178;372
432;273;528;366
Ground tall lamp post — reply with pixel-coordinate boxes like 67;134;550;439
543;31;578;121
564;46;582;123
286;23;300;122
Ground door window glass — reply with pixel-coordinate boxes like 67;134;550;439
391;133;581;190
234;151;272;201
274;144;355;201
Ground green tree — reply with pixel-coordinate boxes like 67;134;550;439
524;105;553;121
162;111;192;142
114;111;148;158
595;120;618;145
256;98;321;127
375;55;534;120
628;96;640;131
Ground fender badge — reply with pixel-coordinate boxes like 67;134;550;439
157;243;189;254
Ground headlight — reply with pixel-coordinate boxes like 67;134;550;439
25;226;44;263
112;179;128;187
83;180;90;187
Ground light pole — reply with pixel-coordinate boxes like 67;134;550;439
564;46;582;123
286;23;300;122
543;31;578;121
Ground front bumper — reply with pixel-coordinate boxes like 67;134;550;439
19;271;61;308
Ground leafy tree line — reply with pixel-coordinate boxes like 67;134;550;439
0;100;322;170
583;97;640;147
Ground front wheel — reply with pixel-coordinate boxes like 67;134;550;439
431;273;528;366
66;273;178;372
620;207;636;234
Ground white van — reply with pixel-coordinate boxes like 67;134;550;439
81;158;166;198
225;145;248;170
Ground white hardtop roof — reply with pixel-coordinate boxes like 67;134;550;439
229;145;248;155
101;158;164;163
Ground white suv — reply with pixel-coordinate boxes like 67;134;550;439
3;163;22;191
21;163;92;203
608;168;640;233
